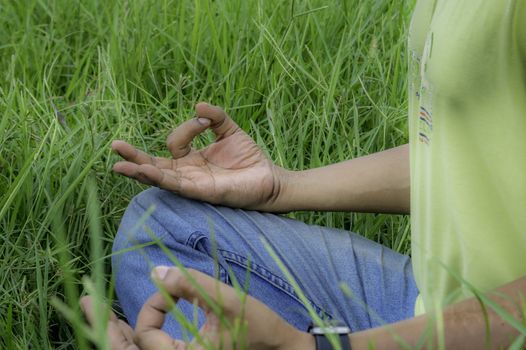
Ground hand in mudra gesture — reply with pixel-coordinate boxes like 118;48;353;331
112;103;288;211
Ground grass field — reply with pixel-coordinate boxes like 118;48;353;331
1;0;415;348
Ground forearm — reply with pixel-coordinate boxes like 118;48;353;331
349;276;526;349
276;144;410;214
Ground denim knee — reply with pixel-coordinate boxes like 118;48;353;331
113;188;198;253
113;188;157;254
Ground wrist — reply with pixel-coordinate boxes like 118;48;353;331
272;167;325;213
264;167;303;213
308;322;353;350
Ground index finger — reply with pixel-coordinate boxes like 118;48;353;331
166;117;211;159
134;293;186;350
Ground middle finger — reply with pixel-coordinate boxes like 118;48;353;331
112;140;172;168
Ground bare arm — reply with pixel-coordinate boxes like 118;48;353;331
349;275;526;349
113;103;410;214
275;144;410;214
82;270;525;350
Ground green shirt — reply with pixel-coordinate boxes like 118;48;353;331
408;0;526;314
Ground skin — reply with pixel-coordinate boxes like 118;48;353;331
80;267;314;350
82;103;526;349
111;102;410;214
111;102;287;212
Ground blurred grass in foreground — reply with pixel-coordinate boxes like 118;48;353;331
0;0;416;348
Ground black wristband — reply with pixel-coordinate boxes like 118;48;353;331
308;322;352;350
313;333;351;350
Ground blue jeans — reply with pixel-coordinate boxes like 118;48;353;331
113;188;418;338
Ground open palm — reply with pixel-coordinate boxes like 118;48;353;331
112;103;286;211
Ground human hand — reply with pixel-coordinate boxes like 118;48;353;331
80;267;315;350
80;295;139;350
136;266;314;350
112;103;291;211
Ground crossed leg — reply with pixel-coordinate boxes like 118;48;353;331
112;188;418;339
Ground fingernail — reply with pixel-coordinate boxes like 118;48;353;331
152;265;170;280
197;117;211;126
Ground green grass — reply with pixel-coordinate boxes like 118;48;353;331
0;0;415;348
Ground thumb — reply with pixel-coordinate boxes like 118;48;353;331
150;266;242;316
195;103;240;140
135;266;241;349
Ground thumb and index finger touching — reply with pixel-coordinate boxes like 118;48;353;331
166;102;240;159
110;103;240;191
195;102;240;140
111;103;239;163
134;266;243;349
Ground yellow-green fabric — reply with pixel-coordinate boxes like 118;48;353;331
408;0;526;314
